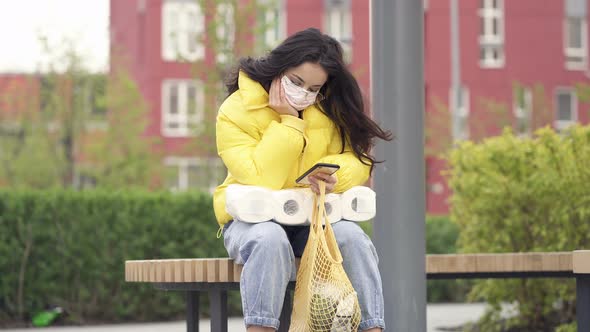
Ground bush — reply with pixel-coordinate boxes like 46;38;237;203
447;126;590;331
0;189;237;326
426;215;459;254
425;216;472;303
364;215;469;302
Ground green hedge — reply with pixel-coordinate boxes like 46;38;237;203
0;189;463;327
448;126;590;331
0;189;236;326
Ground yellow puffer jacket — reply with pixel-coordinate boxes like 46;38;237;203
213;72;371;227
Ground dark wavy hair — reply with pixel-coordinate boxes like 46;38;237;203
225;28;392;171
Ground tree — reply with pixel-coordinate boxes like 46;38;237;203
576;82;590;117
0;75;50;187
82;57;165;189
425;81;559;160
0;37;164;190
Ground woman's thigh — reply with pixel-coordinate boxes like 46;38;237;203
222;220;291;264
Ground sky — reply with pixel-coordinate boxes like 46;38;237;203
0;0;109;73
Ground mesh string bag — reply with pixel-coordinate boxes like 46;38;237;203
289;181;361;332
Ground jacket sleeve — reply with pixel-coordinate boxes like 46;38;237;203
315;130;371;193
216;110;305;189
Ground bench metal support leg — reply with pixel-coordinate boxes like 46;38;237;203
278;290;292;332
209;289;228;332
186;291;200;332
578;276;590;332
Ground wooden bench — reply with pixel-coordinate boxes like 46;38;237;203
126;250;590;332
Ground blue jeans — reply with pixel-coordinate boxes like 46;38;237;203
222;220;385;331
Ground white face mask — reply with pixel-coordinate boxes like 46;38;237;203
281;75;320;110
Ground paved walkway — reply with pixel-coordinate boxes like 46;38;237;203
2;303;488;332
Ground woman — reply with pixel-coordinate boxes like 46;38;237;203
214;28;392;332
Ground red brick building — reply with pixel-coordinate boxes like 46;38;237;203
110;0;590;213
0;74;40;121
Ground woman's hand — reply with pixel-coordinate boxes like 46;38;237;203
269;77;298;117
308;172;338;195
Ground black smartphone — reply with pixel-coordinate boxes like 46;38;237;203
296;163;340;185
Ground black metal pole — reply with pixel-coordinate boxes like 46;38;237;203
208;290;228;332
186;291;200;332
577;276;590;331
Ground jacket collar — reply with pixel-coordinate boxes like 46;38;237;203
238;71;269;110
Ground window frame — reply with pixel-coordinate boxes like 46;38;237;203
161;0;205;62
449;86;470;141
161;79;205;137
164;157;226;193
257;0;286;51
554;87;578;131
478;0;505;68
513;87;533;137
324;1;353;63
216;2;236;64
564;16;588;70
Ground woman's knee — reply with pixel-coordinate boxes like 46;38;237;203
332;221;380;265
250;222;290;246
331;221;372;250
239;222;292;261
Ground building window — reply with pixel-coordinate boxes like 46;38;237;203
513;87;532;136
216;3;235;64
554;88;578;131
450;86;470;140
324;0;353;63
161;80;204;137
257;0;286;51
161;0;205;62
478;0;504;68
164;157;226;193
565;0;588;69
564;17;588;69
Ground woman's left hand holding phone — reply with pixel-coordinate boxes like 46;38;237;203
269;77;299;117
309;172;338;194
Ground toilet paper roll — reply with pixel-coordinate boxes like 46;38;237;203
272;189;309;225
299;189;316;225
225;184;274;223
341;186;376;221
324;193;342;224
301;191;342;224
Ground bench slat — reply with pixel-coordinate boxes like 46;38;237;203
574;250;590;274
219;259;234;282
125;251;584;283
150;260;157;282
206;259;219;282
425;252;573;274
196;260;208;282
233;264;243;282
183;260;194;282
